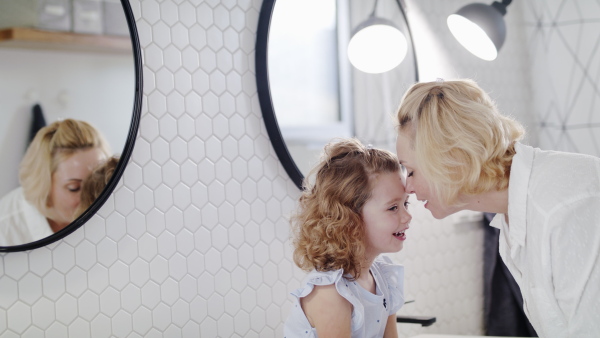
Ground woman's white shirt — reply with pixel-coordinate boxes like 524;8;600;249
491;143;600;337
0;187;53;246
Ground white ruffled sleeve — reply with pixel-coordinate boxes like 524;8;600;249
289;268;366;332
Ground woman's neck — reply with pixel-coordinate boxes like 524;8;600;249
47;218;67;233
460;188;509;214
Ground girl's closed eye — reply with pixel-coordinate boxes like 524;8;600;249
388;205;398;211
407;171;414;178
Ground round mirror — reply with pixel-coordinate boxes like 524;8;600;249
0;0;141;252
257;0;418;189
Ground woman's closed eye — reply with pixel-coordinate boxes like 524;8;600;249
66;185;81;192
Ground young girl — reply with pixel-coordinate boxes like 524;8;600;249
284;138;411;338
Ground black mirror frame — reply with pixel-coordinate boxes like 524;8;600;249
0;0;143;252
256;0;419;190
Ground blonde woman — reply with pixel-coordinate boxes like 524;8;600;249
284;138;411;337
0;119;110;246
395;78;600;337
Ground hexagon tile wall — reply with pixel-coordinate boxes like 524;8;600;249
0;0;538;337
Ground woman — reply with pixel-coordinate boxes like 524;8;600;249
0;119;110;246
395;79;600;337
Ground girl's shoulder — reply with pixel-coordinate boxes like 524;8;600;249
372;255;405;313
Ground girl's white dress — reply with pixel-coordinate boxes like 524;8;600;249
284;255;404;338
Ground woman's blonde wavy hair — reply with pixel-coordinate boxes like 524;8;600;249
396;79;524;206
291;138;400;280
19;119;111;218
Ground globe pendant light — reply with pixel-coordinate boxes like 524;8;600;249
447;0;512;61
347;0;408;74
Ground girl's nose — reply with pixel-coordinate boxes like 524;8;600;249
401;209;412;224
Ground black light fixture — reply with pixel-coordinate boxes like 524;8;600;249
447;0;512;61
347;0;408;73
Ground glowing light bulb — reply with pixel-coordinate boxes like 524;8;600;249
348;23;408;74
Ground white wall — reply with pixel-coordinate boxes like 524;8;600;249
3;0;592;337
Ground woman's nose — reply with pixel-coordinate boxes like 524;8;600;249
405;178;415;194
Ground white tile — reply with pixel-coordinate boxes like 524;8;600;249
163;45;182;73
31;297;55;329
186;251;205;278
207;180;225;206
199;48;217;73
17;273;42;306
216;49;233;73
214;270;232;296
210;225;228;251
87;264;109;294
178;2;197;28
172;23;190;50
140;0;160;25
151;21;172;49
150;138;171;165
152;303;171;330
219;92;236;117
156;231;176;259
105;213;127;242
174;68;193;95
196;3;214;29
168;253;188;281
161;160;180;188
189;296;208;324
140;281;161;310
51;245;75;275
65;267;87;298
144;44;165;72
212;114;229;140
196;273;215;299
147;91;167;118
223;27;240;53
181;160;199;186
112;310;133;338
130;258;150;288
7;301;31;334
4;252;29;280
46;321;68;338
207;293;225;320
204;248;222;275
108;261;129;291
172;299;191;327
189;24;208;51
90;313;111;338
155;68;175;95
27;248;52;277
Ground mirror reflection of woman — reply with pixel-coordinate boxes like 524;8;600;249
0;119;110;246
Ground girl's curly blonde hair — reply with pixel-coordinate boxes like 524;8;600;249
291;138;400;280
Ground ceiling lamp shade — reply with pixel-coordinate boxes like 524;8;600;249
348;17;408;74
447;0;512;61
